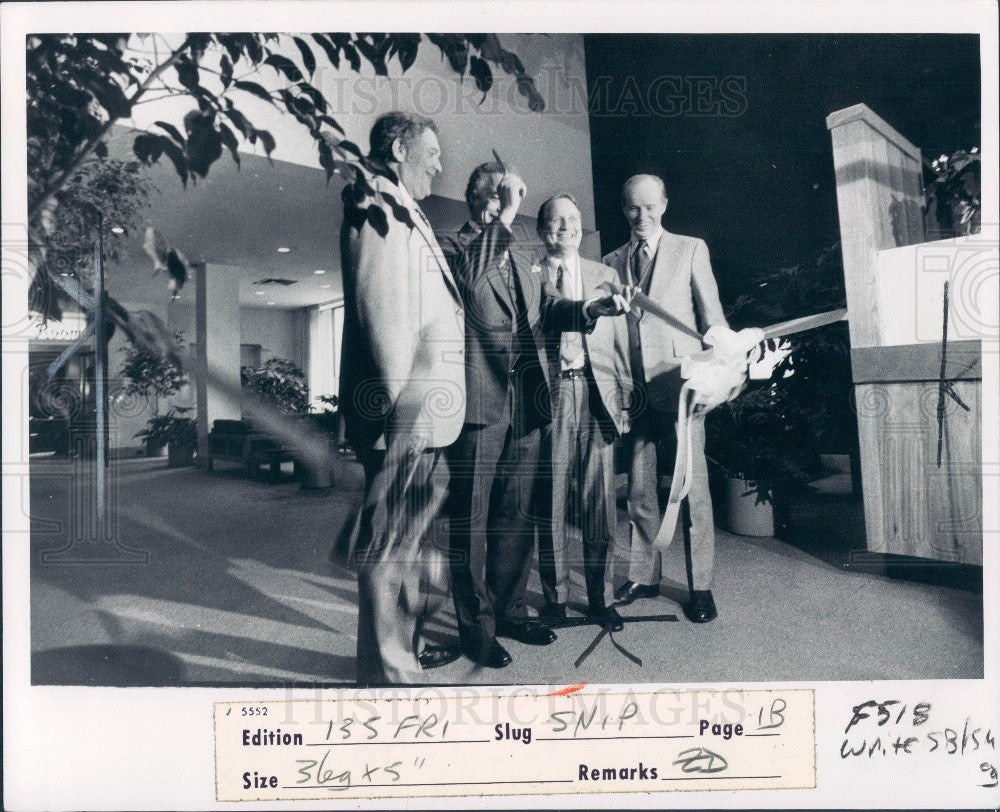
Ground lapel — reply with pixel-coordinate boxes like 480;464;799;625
484;254;515;319
411;201;462;304
646;230;679;304
609;245;630;287
578;255;602;297
511;246;541;313
379;174;461;305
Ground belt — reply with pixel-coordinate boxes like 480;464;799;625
558;368;586;380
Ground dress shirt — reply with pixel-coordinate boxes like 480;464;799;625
555;253;587;372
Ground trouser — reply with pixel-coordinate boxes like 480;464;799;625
538;373;616;610
448;410;544;648
353;442;450;685
622;408;715;591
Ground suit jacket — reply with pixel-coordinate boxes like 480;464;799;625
540;255;632;437
339;172;466;451
440;219;481;277
453;220;550;427
603;230;727;413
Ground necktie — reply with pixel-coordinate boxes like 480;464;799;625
556;262;585;370
630;239;646;287
627;242;647;394
632;238;656;293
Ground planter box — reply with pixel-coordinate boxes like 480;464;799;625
721;477;775;537
168;441;196;468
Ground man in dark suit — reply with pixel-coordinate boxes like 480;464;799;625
439;161;505;274
536;194;633;631
339;112;466;684
446;162;557;668
603;174;728;623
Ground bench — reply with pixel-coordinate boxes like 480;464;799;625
206;419;296;481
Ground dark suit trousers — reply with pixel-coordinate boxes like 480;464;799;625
354;443;450;685
448;402;543;648
539;374;616;610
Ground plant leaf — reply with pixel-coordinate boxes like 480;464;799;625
219;53;233;89
264;53;303;82
153;120;185;145
218;122;241;167
257;128;276;157
133;132;164;164
366;204;388;237
311;33;341;68
469;55;493;95
234;80;274;104
291;36;316;77
175;58;199;90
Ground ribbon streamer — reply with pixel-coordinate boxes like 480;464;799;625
636;304;849;555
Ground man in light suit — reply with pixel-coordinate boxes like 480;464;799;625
536;194;633;631
604;174;728;623
446;162;557;668
339;112;466;684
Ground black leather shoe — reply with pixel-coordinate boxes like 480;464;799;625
684;590;717;623
462;639;512;669
613;580;660;606
587;605;624;632
496;619;557;645
537;602;567;627
417;645;461;670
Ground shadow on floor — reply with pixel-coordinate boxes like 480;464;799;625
33;644;187;686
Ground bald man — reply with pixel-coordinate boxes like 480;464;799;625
603;174;728;623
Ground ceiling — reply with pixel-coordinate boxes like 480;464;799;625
107;126;347;310
105;127;559;314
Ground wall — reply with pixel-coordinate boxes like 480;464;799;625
239;306;301;367
583;33;981;300
320;34;597;231
99;297;303;451
875;233;999;347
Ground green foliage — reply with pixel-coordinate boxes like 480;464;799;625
28;157;153;321
707;243;852;504
26;31;543;345
706;376;823;505
924;148;981;239
241;358;308;414
119;331;187;398
311;394;340;432
27;32;543;224
135;405;196;450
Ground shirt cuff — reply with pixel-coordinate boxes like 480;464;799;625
581;297;600;321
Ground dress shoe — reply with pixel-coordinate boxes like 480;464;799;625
463;639;512;669
684;590;717;623
496;619;557;645
586;605;624;632
537;602;567;627
417;645;461;670
613;580;660;606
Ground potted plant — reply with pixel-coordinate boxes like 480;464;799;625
240;358;311;482
135;406;197;467
923;147;981;240
297;394;339;491
119;331;187;456
707;374;821;536
707;243;853;536
312;394;340;429
240;358;309;415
